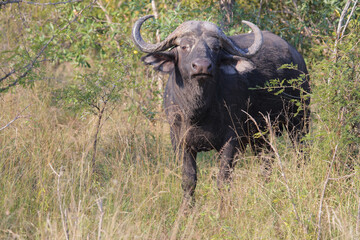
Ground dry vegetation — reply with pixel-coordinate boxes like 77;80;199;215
1;0;359;239
1;83;359;239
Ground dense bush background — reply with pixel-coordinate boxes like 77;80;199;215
0;0;359;239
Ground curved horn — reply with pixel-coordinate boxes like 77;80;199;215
132;15;178;53
241;21;263;55
220;20;263;57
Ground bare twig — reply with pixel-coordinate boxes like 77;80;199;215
317;144;339;240
49;163;70;240
332;0;357;63
0;0;82;6
0;104;30;131
327;0;357;85
336;0;352;41
341;0;359;38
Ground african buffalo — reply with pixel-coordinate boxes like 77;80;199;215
132;15;310;203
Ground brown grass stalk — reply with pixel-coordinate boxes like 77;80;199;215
49;163;70;240
96;198;104;240
242;110;308;234
317;144;338;240
357;195;360;236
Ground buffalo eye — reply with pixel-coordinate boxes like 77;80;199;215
212;46;220;52
180;44;190;52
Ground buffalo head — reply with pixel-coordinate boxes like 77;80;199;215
132;15;263;82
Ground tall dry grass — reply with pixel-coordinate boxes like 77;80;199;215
1;83;359;239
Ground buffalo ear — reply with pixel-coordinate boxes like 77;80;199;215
220;56;255;75
141;52;175;73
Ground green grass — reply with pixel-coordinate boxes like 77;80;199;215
1;84;359;239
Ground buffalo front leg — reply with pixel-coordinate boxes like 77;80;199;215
217;138;240;213
217;138;238;190
181;149;197;204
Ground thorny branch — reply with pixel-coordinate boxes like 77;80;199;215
0;0;94;92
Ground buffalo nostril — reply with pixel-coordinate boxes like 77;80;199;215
191;59;212;74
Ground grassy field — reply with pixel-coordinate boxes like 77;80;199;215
1;81;359;239
1;1;359;239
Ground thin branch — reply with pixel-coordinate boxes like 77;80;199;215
0;104;30;131
0;0;96;92
0;69;16;83
95;0;121;51
0;35;56;92
327;0;356;85
0;0;82;6
332;0;352;62
91;97;110;169
341;0;359;38
96;0;113;32
90;103;101;112
336;0;352;39
317;144;339;240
